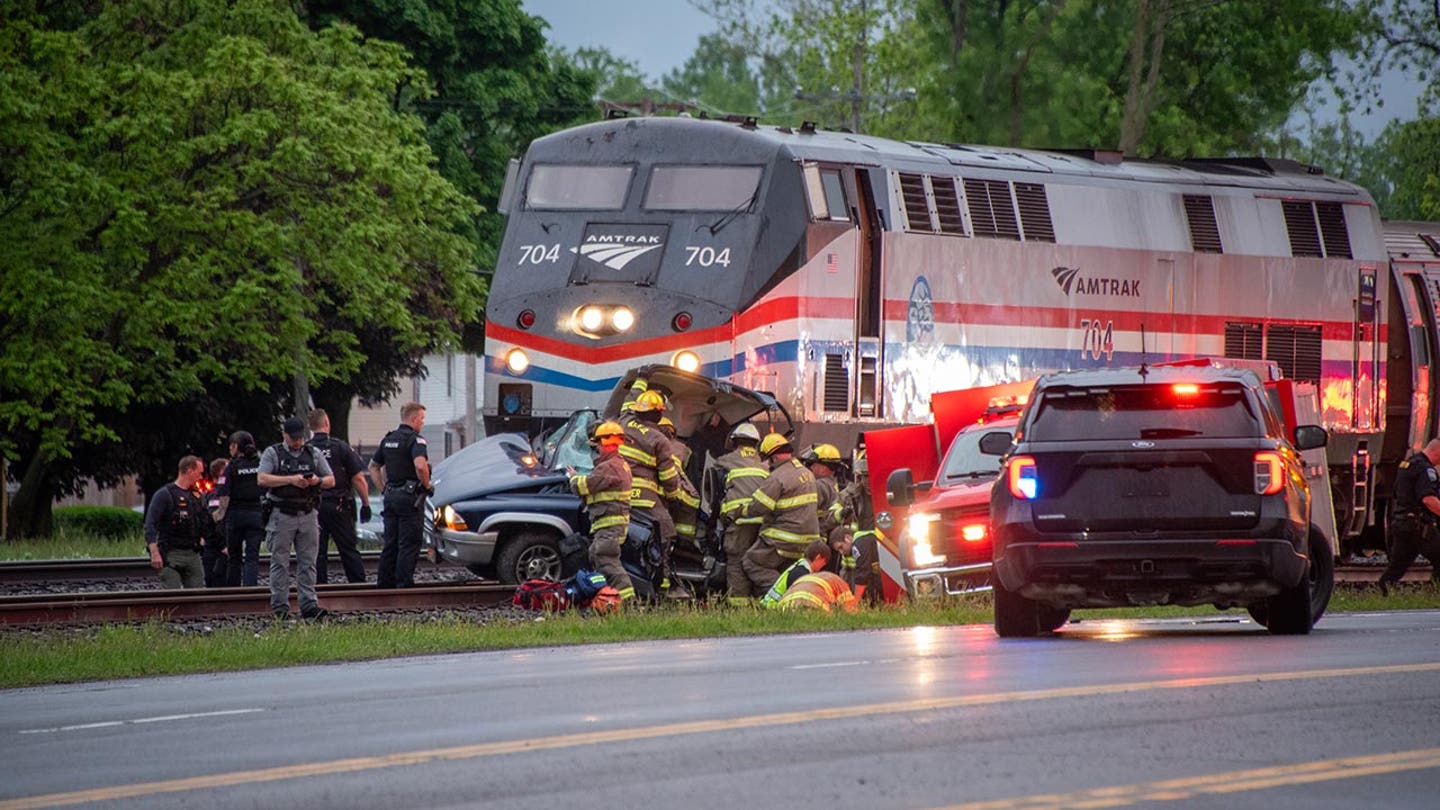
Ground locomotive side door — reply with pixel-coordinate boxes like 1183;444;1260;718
849;166;885;419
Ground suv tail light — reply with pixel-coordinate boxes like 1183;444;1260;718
1008;455;1039;499
1254;451;1284;495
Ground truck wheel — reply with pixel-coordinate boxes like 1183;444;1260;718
1306;531;1335;625
1263;563;1314;635
495;530;562;584
993;581;1041;638
1038;606;1071;633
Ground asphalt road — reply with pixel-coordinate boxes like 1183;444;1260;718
3;611;1439;809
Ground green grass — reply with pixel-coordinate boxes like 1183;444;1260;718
2;585;1436;689
0;530;145;560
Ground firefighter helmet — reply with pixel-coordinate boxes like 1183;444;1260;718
799;443;843;466
632;390;667;413
759;433;791;458
729;422;761;445
592;421;625;440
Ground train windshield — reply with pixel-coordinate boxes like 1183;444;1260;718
526;165;633;210
643;165;763;211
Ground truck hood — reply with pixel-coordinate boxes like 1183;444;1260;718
604;364;792;438
431;432;566;505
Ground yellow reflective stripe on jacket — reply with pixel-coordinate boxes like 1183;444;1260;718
631;496;657;508
657;465;679;482
617;586;636;600
619;445;658;468
725;467;768;484
672;489;700;508
762;527;819;545
572;476;590;497
721;496;753;514
675;524;696;537
632;478;660;492
775;492;819;509
752;489;777;510
588;490;630;504
591;515;629;531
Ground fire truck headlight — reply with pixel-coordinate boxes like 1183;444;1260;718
610;307;635;332
907;512;945;567
578;306;605;333
505;348;529;374
672;350;701;373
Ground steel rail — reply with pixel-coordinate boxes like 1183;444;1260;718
0;582;518;625
0;551;439;585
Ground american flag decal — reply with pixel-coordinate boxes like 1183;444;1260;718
826;253;839;273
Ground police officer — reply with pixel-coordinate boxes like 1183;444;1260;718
143;456;208;589
1378;438;1440;594
368;402;431;589
307;408;372;584
201;457;229;587
259;417;335;619
213;431;265;586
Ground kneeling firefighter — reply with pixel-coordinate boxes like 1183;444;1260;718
569;421;636;601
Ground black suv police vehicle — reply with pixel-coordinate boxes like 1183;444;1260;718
984;365;1332;637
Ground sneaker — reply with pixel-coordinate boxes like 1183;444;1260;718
301;607;331;620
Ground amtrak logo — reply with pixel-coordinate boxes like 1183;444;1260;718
1051;266;1140;297
571;235;664;271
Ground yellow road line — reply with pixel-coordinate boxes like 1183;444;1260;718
4;661;1438;810
930;746;1440;809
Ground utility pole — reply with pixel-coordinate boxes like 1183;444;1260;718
793;0;915;134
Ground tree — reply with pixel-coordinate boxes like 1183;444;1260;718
0;0;482;537
661;33;764;117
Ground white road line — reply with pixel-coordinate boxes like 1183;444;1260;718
18;708;263;735
790;660;869;670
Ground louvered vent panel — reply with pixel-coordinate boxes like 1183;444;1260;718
1315;202;1352;259
1265;324;1323;385
1224;322;1263;360
823;353;849;412
1282;201;1323;257
1014;183;1055;242
930;177;966;235
988;180;1022;240
1183;195;1224;253
963;178;996;237
898;173;931;232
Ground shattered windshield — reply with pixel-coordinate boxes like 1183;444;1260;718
539;410;598;473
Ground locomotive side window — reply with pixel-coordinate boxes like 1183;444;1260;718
643;165;763;211
525;164;633;210
802;165;850;221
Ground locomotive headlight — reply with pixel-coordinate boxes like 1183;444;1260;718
578;306;605;333
610;307;635;332
505;348;529;374
672;350;701;373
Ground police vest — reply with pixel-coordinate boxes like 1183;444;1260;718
227;452;263;509
379;427;422;485
268;444;323;512
308;434;352;499
159;483;203;549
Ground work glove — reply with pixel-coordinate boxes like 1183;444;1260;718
360;503;372;523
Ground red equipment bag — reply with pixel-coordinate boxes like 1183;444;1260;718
513;579;571;611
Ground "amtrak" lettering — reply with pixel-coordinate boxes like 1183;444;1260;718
1074;277;1140;297
585;234;661;245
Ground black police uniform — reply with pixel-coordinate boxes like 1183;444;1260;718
1380;451;1440;589
200;485;227;587
309;431;368;584
216;450;265;586
142;483;205;587
371;424;428;588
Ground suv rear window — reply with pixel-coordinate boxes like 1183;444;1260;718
1027;384;1258;441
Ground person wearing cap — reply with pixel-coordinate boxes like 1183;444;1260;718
619;390;690;592
213;430;266;586
569;420;635;602
741;432;820;593
656;415;701;549
715;423;767;603
368;402;430;589
307;408;372;585
258;416;335;619
800;443;848;539
760;538;829;608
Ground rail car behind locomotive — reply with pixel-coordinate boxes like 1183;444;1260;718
483;113;1440;550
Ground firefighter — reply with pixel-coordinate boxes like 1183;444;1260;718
761;539;829;608
777;567;859;613
620;390;691;591
821;525;862;593
844;449;882;604
569;421;635;602
799;443;847;538
1378;438;1440;594
657;415;701;549
717;424;768;603
741;433;819;593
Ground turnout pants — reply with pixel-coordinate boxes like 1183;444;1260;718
158;548;205;589
589;524;635;600
317;498;367;584
1381;515;1440;586
741;541;789;595
379;489;423;589
268;508;321;615
723;522;760;599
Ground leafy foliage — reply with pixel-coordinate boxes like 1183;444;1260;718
52;506;144;539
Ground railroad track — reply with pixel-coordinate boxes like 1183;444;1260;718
0;551;456;585
0;581;518;625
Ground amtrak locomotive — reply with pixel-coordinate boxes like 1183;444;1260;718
484;114;1440;550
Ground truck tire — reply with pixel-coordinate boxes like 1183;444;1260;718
1306;530;1335;625
495;529;562;584
1038;606;1071;633
993;580;1042;638
1263;561;1314;635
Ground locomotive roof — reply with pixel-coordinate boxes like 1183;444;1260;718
531;116;1367;198
1385;220;1440;262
